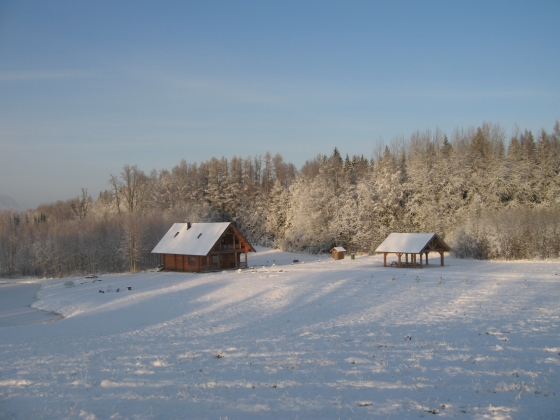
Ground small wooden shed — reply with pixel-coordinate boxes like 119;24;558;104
151;222;256;272
375;233;451;268
331;247;346;260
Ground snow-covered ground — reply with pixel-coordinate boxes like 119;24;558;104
1;247;559;419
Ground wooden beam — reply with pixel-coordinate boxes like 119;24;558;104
211;249;242;255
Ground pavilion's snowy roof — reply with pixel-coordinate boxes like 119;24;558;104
331;247;346;252
151;222;232;256
375;233;447;254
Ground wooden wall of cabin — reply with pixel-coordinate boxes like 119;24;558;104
163;254;205;272
221;252;238;269
162;253;246;272
164;254;176;270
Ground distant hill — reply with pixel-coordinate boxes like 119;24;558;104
0;195;19;211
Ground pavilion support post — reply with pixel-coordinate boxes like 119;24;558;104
439;251;444;266
405;253;409;263
383;253;387;267
419;253;423;268
425;252;429;265
397;253;403;268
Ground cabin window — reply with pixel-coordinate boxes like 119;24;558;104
212;255;219;263
189;257;196;266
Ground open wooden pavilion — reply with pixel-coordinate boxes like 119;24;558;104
375;233;451;268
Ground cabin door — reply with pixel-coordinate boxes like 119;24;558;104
211;254;221;270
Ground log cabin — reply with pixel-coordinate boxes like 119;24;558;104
151;222;256;272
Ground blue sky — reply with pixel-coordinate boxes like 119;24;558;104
1;0;559;210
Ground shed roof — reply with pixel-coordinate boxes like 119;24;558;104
151;222;254;256
374;233;451;254
331;247;346;252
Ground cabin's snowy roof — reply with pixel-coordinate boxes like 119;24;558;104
152;222;232;256
331;247;346;252
375;233;448;254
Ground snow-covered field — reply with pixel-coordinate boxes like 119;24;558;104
1;247;559;419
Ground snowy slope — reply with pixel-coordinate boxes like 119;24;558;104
1;247;559;419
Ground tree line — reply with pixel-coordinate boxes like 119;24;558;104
1;123;559;278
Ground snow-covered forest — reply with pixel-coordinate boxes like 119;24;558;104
1;122;560;278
